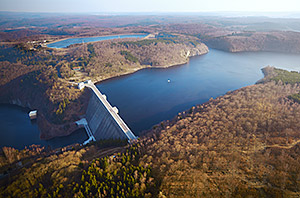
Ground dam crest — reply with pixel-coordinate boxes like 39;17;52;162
76;80;137;145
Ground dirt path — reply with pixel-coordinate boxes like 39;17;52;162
265;139;300;149
241;139;300;154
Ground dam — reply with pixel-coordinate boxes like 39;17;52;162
76;81;136;144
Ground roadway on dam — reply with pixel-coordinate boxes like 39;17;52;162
83;82;137;141
3;49;300;149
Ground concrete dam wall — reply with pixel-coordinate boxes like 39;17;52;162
86;92;127;140
84;82;136;141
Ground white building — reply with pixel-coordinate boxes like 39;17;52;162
29;110;37;119
78;82;85;90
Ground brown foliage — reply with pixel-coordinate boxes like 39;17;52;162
206;31;300;53
68;35;208;82
141;81;300;197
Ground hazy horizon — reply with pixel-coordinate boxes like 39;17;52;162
1;0;300;15
1;11;300;19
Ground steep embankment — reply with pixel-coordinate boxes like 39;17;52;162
205;31;300;53
140;67;300;197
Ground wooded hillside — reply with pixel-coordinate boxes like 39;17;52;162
140;67;300;197
0;33;208;139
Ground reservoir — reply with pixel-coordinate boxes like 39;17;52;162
1;49;300;149
97;49;300;134
47;34;148;48
0;104;88;149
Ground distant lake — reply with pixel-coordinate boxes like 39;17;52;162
47;34;148;48
1;49;300;149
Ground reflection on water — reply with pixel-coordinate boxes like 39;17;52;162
97;49;300;134
1;49;300;149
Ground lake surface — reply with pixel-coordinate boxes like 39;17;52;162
0;104;87;150
47;34;147;48
1;49;300;149
97;49;300;134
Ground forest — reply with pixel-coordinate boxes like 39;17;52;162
203;31;300;54
0;140;157;198
1;13;300;140
1;67;300;197
140;67;300;197
0;32;208;139
1;13;300;197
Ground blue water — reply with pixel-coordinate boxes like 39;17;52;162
47;34;148;48
0;104;87;150
1;49;300;149
97;49;300;134
0;105;44;149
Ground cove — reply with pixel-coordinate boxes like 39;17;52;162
1;49;300;149
0;104;88;149
47;34;148;48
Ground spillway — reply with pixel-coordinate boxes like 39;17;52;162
82;81;136;141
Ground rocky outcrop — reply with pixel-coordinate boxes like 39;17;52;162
150;43;209;68
189;43;209;56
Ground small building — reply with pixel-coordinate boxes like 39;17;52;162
29;110;37;120
85;79;92;84
78;82;85;90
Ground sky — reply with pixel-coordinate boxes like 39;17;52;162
1;0;300;13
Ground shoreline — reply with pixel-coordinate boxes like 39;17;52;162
0;51;207;143
205;46;300;55
1;53;294;150
46;33;149;48
42;50;209;139
0;47;209;145
93;51;209;85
